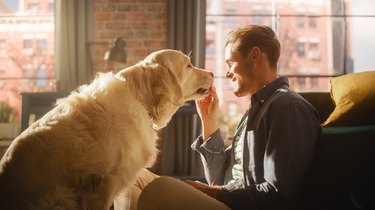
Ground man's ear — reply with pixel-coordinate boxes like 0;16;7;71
249;46;261;62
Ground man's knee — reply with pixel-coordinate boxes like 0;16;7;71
138;176;180;209
113;170;159;210
138;176;231;210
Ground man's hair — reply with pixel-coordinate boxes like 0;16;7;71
224;25;280;69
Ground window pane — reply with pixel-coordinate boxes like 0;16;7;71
0;0;55;130
205;0;375;139
37;39;47;50
28;3;39;13
278;15;347;79
0;39;5;55
350;0;375;72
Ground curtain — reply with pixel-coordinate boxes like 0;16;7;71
160;103;204;177
55;0;91;93
167;0;206;68
159;0;206;178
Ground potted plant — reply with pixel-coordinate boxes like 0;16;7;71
0;101;19;139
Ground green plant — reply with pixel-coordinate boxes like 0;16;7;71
0;101;16;123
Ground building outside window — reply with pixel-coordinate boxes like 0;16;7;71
47;2;54;13
252;9;262;25
310;77;319;89
0;39;5;55
308;42;320;61
205;0;375;139
297;41;305;57
36;38;47;50
296;15;305;28
0;0;55;128
297;77;306;89
22;38;33;55
205;40;215;57
227;101;238;117
309;17;317;28
27;3;38;13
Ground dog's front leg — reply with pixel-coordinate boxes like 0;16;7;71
78;173;114;210
113;189;131;210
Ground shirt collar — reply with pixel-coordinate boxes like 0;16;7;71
250;76;290;105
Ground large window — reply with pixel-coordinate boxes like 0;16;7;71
205;0;375;139
0;0;55;128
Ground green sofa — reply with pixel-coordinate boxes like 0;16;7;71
300;92;375;210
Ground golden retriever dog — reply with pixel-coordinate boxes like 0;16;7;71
0;49;213;210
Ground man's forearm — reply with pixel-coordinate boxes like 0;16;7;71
201;121;219;141
191;130;227;185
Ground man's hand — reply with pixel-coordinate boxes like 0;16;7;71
184;180;222;200
196;86;220;141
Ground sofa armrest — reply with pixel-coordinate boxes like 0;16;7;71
308;125;375;209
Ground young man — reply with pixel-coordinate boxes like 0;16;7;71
119;25;321;210
187;24;321;209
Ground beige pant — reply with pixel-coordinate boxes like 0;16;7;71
114;169;231;210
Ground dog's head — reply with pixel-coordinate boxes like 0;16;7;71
129;49;213;129
142;49;213;102
116;49;213;129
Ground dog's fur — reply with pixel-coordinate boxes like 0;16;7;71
0;49;213;209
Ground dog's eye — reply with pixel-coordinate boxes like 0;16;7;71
187;64;193;69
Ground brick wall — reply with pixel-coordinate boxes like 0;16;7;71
90;0;168;73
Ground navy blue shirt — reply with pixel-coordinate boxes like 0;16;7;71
192;77;321;210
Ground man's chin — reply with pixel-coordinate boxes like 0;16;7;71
233;90;243;97
233;89;249;97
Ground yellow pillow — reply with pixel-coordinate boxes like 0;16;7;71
322;71;375;127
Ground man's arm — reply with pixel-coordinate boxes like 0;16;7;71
195;87;220;141
193;86;230;184
191;129;228;185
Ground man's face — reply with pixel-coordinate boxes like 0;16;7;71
224;45;254;97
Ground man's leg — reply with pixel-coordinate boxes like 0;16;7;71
138;176;231;210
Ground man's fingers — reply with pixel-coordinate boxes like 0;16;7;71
183;179;207;188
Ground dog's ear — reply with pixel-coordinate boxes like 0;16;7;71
143;63;184;129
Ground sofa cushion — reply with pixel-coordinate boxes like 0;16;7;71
299;92;334;123
322;71;375;127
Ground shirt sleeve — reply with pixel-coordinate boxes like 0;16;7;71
220;100;321;210
191;129;228;185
